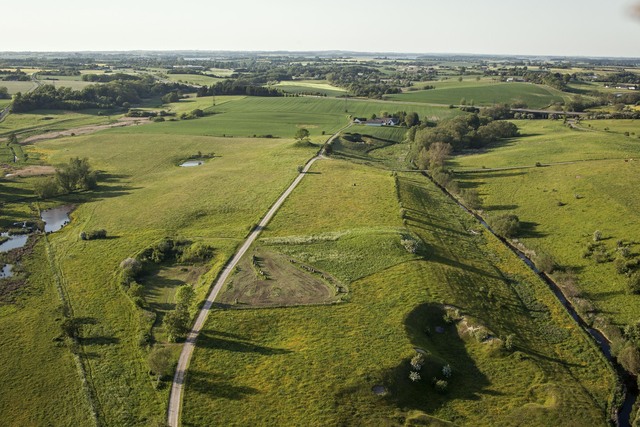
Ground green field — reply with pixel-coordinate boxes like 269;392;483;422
1;81;37;94
0;93;623;426
273;80;347;96
0;243;96;427
116;96;459;141
0;110;118;139
453;119;640;326
451;120;640;170
387;82;567;109
183;157;613;426
37;76;96;90
0;116;319;425
165;73;223;86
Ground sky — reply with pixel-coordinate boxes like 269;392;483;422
4;0;640;57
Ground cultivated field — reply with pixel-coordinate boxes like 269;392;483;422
164;74;223;86
0;110;119;139
387;82;566;108
273;80;347;96
116;96;460;141
1;81;36;94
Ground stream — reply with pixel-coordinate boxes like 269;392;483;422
426;173;636;426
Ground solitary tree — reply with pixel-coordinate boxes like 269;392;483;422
55;157;98;193
294;128;310;141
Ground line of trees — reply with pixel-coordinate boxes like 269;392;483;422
196;79;283;97
12;76;193;112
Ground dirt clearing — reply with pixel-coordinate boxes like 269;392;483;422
218;247;344;307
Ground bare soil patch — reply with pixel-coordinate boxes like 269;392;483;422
4;165;55;177
22;117;151;144
218;247;343;307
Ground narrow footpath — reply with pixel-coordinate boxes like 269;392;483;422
166;124;349;427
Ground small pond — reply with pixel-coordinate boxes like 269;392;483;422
0;264;13;278
0;205;73;253
41;205;73;233
0;233;29;253
180;160;204;167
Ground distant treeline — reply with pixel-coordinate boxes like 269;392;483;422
196;80;283;97
0;70;30;81
11;76;192;112
39;69;81;76
594;71;640;85
81;73;141;82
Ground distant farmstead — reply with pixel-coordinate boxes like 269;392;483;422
353;117;399;126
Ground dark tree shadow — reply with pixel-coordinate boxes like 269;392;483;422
487;204;519;211
185;369;260;401
360;304;498;414
197;330;292;355
518;221;547;238
80;336;120;346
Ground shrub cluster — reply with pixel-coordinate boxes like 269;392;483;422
79;229;107;240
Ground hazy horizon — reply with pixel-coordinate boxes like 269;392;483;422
5;0;640;58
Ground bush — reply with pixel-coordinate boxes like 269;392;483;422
442;364;452;378
460;188;482;210
401;236;422;254
410;354;425;371
535;252;556;274
80;229;107;240
490;214;520;238
409;371;421;382
120;258;142;285
179;242;214;263
33;177;61;199
504;334;515;351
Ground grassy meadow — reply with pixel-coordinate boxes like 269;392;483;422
272;80;347;97
453;119;640;325
164;73;223;86
0;104;320;425
0;241;96;427
387;82;566;109
0;109;118;139
0;91;623;426
37;75;96;90
117;96;460;141
182;157;614;426
0;81;37;95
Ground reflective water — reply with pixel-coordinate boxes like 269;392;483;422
41;205;72;233
180;160;204;167
0;264;13;278
0;233;28;253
